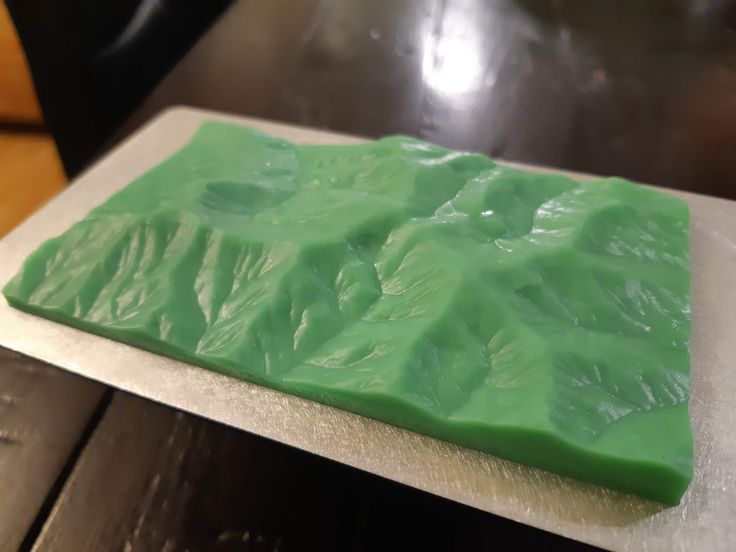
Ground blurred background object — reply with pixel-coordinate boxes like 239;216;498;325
0;0;231;238
0;2;65;238
5;0;232;177
0;2;41;124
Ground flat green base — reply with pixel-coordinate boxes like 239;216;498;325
3;122;693;504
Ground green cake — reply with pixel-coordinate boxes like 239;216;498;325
3;121;693;504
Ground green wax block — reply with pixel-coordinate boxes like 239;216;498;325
3;122;693;504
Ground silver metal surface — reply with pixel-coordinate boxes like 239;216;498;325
1;107;734;551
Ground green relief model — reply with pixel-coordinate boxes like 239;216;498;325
3;122;693;504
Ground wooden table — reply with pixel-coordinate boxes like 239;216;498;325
7;0;736;549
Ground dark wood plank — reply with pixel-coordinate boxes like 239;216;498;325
31;392;351;552
0;347;106;551
32;391;598;552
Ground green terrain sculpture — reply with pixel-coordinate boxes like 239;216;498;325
3;122;693;504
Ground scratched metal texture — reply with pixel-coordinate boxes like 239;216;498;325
0;107;734;552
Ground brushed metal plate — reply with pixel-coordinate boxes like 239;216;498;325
1;107;734;551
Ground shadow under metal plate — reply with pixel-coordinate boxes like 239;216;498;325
1;107;733;551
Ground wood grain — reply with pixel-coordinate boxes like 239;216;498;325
0;131;66;238
0;347;106;551
0;3;42;124
32;392;351;552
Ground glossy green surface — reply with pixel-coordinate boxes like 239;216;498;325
3;122;692;504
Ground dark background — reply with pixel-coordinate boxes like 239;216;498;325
12;0;736;200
